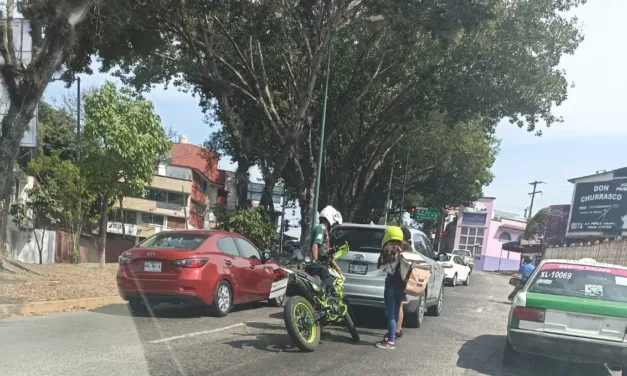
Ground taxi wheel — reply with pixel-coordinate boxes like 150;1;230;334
502;338;519;367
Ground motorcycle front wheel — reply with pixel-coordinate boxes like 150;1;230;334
284;296;320;352
344;308;360;342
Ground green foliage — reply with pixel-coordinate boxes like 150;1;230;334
214;205;276;250
81;82;170;197
524;207;549;240
36;102;76;161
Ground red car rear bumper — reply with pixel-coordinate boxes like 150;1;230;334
116;266;215;305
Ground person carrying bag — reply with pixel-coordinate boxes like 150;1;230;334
375;226;407;349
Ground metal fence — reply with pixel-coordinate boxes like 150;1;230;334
545;240;627;267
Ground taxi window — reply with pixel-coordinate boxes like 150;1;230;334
528;262;627;303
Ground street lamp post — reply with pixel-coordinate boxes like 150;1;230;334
310;15;385;231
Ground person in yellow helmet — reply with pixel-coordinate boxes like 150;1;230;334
376;226;407;349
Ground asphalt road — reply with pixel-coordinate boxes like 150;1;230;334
0;271;618;376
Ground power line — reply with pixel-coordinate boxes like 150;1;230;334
528;181;545;219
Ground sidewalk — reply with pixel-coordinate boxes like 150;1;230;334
0;262;121;316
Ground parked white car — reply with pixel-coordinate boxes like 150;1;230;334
437;253;471;286
452;249;474;270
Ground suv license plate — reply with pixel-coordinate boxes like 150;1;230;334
348;263;368;275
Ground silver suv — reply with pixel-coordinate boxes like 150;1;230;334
331;223;445;328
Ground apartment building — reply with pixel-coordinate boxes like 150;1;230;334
107;135;228;242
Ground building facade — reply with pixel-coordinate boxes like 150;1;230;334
453;197;527;271
107;135;228;242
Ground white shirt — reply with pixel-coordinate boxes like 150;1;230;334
381;259;399;275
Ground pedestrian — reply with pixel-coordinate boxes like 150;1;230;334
508;256;536;301
376;226;406;349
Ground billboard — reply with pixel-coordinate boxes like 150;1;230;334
568;179;627;235
544;205;570;246
0;19;37;147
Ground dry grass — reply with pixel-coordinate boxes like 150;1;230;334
0;262;118;304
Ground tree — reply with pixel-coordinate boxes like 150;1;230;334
214;204;276;250
27;154;95;262
71;0;585;253
81;82;170;266
0;0;103;265
9;184;62;264
70;0;502;246
524;207;549;240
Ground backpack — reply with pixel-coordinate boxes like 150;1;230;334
398;252;431;297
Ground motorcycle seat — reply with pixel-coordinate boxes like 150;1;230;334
297;270;322;287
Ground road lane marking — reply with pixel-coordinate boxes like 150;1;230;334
149;322;246;344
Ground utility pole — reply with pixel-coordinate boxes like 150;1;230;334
383;152;395;225
528;181;544;218
278;184;286;254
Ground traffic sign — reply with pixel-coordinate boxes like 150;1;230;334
413;207;439;222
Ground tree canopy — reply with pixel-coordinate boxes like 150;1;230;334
525;207;549;240
81;82;171;265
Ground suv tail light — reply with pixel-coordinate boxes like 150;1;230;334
441;263;453;268
513;307;545;323
273;268;287;280
171;258;209;268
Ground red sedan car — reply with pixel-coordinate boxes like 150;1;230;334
116;230;288;316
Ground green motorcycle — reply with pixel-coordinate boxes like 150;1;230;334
282;242;359;351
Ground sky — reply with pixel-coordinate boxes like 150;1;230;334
40;0;625;238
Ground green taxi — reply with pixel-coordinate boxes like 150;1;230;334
505;258;627;374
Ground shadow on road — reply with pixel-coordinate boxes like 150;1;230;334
457;334;611;376
91;301;271;318
221;321;374;353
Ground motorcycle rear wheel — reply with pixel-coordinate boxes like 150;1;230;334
284;296;320;352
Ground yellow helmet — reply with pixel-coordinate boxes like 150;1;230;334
382;226;404;248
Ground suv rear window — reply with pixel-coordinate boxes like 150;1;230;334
331;228;384;253
138;233;209;250
529;262;627;303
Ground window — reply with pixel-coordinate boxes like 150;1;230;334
143;188;167;202
453;256;464;265
499;231;512;241
413;234;429;258
108;210;137;224
529;262;627;303
138;233;209;250
193;203;206;216
330;228;384;253
217;237;239;257
458;226;484;254
422;236;436;259
141;213;164;226
235;237;261;260
167;191;187;205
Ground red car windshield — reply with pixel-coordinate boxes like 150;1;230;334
137;233;210;250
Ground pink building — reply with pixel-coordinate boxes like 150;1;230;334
453;197;527;271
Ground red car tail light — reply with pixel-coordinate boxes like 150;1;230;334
513;307;545;323
171;258;209;268
119;255;134;265
273;268;287;280
441;263;453;268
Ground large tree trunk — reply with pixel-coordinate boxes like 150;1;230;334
98;195;110;267
298;182;315;256
235;159;250;209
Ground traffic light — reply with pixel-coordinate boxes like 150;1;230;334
410;207;416;219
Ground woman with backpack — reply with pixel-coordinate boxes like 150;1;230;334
376;226;408;349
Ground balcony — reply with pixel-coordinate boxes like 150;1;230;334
189;212;204;229
191;184;207;204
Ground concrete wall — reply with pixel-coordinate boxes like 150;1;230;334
8;229;55;264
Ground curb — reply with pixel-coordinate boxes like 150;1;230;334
0;296;124;316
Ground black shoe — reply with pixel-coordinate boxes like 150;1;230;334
395;330;403;339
